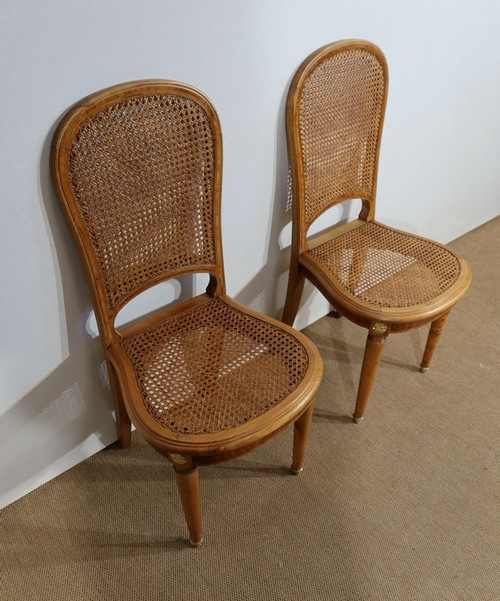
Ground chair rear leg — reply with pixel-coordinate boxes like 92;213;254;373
174;463;203;547
282;266;306;326
291;402;315;474
420;311;450;373
107;360;132;447
353;327;388;423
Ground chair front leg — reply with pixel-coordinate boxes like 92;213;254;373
173;458;203;547
353;323;389;423
291;401;315;474
420;311;450;373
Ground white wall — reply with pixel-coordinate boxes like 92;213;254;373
1;0;499;508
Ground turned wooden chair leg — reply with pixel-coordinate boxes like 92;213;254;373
353;327;388;423
291;402;315;474
282;266;306;326
420;311;450;373
174;462;203;547
106;360;131;447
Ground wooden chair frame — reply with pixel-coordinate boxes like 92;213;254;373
282;40;471;421
51;80;323;546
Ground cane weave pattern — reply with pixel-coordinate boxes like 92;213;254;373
299;49;385;229
308;222;462;308
121;298;309;434
67;94;217;310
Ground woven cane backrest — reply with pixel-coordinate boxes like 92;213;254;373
52;81;223;333
287;41;387;233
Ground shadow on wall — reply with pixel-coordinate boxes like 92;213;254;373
234;86;352;323
235;87;306;318
0;122;119;509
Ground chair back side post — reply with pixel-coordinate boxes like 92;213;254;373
51;81;226;348
286;40;389;254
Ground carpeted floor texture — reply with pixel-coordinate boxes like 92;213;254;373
1;217;498;601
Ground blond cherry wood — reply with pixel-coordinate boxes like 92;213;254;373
282;40;471;421
51;80;323;546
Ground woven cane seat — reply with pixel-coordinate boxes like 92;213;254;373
121;297;309;435
307;221;462;309
282;40;471;421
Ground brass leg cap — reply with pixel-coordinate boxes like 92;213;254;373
420;366;430;373
189;537;203;548
291;466;303;475
353;415;364;424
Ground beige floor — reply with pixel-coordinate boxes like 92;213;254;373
1;217;498;601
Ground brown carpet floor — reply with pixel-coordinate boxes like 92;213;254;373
1;217;499;601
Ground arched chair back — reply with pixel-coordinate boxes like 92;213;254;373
52;80;323;545
282;41;471;422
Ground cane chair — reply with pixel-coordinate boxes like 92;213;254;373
51;80;323;546
282;40;471;422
